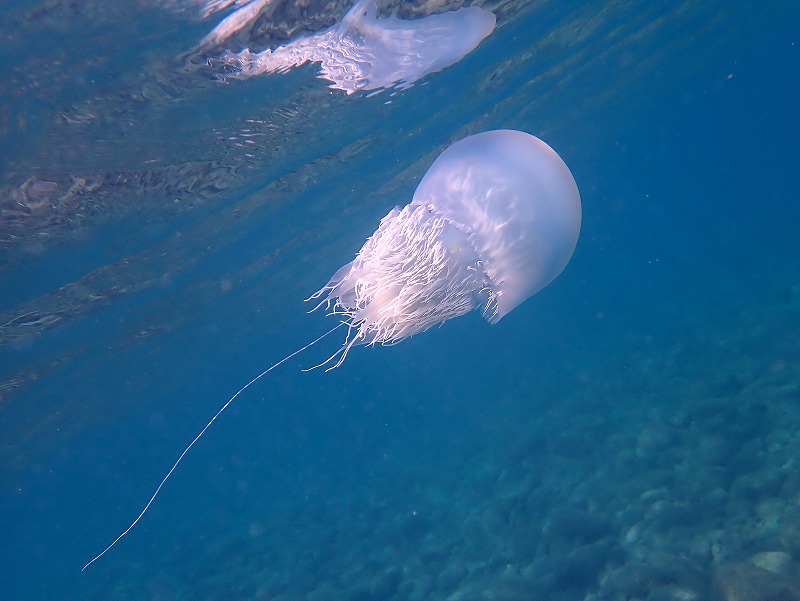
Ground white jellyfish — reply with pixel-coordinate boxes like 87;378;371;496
312;129;581;365
218;0;496;94
83;129;581;570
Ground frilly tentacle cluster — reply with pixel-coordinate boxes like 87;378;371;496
309;203;493;368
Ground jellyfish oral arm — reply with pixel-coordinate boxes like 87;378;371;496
310;203;491;364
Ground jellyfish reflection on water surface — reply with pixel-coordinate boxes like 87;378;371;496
83;129;581;570
218;0;496;94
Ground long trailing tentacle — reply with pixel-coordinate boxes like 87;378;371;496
82;322;344;572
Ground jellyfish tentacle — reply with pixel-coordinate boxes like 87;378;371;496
82;322;345;571
311;203;491;350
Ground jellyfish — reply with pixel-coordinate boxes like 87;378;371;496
311;129;582;366
218;0;496;94
82;129;580;570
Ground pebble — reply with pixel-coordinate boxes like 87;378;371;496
713;561;800;601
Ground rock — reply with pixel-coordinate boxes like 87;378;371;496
646;584;701;601
781;506;800;559
625;521;644;544
696;435;736;467
750;550;794;575
436;564;466;592
371;568;402;599
545;542;610;592
713;561;800;601
779;469;800;500
541;507;614;547
731;466;787;499
507;521;542;562
601;554;706;598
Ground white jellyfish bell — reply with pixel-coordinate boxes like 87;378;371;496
83;129;581;570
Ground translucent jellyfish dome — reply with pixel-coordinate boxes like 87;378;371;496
314;129;582;364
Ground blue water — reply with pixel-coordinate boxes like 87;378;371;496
2;1;800;600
